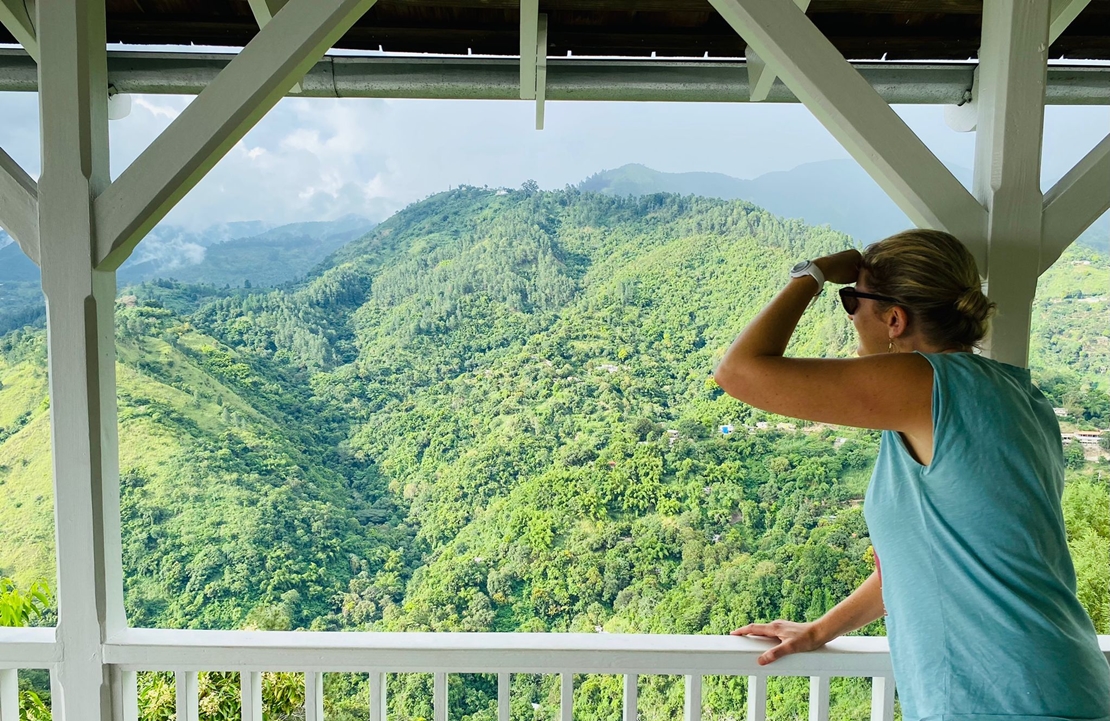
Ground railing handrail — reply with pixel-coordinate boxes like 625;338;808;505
0;627;59;669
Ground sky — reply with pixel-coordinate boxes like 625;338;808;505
0;78;1108;230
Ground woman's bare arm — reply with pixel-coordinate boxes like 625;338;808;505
732;571;885;665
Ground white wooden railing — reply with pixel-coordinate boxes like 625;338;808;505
1;628;1108;721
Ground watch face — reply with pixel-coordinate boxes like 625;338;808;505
790;260;810;274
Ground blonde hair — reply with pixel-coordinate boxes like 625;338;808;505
861;229;996;350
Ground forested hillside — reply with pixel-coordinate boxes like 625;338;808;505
0;187;1106;721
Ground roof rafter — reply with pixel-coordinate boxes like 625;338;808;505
1040;132;1110;273
707;0;988;265
0;0;37;62
94;0;378;271
0;145;38;265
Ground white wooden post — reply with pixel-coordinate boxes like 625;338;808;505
110;668;138;721
370;671;387;721
240;671;262;721
497;673;510;721
622;674;637;721
746;676;766;721
808;676;830;721
869;677;895;721
36;2;127;721
304;671;323;721
176;671;199;721
0;669;18;721
434;672;448;721
973;0;1050;367
683;675;701;721
560;672;573;721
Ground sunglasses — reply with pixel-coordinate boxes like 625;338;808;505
838;287;902;315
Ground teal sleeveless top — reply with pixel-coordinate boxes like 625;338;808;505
864;352;1109;721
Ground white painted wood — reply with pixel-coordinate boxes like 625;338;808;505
111;669;138;721
497;673;510;721
0;628;59;669
0;669;18;721
560;672;573;721
93;0;379;271
808;676;830;721
869;677;895;721
746;0;810;102
0;145;38;264
519;0;538;100
1041;132;1110;272
708;0;987;258
175;671;199;721
0;0;38;62
102;628;896;676
746;676;766;721
1049;0;1093;44
36;2;128;721
973;0;1050;367
683;675;701;721
370;671;387;721
535;14;547;130
241;671;262;721
247;0;301;93
434;672;448;721
304;671;323;721
622;674;637;721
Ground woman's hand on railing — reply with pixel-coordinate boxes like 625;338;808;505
730;620;828;665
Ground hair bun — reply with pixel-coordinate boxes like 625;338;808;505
955;286;995;323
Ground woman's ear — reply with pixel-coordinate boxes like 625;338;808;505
887;306;909;339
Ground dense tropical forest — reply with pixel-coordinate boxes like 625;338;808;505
0;186;1107;721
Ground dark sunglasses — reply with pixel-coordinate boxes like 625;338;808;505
838;287;902;315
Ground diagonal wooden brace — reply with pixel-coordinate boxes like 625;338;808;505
94;0;378;271
1041;132;1110;273
0;145;38;264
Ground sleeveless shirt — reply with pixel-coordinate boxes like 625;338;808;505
863;352;1109;721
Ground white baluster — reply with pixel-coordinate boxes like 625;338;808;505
560;673;573;721
870;676;895;721
497;673;510;721
175;671;199;721
0;669;18;721
683;675;702;721
434;672;448;721
370;671;387;721
623;674;637;721
117;669;139;721
241;671;262;721
304;672;323;721
747;676;766;721
808;676;830;721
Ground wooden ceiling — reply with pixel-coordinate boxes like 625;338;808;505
6;1;1110;61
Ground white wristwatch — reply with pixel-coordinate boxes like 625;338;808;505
789;260;825;293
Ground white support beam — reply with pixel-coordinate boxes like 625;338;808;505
519;0;538;100
1041;132;1110;272
535;14;548;130
0;0;38;62
36;2;128;721
0;145;38;265
745;0;810;102
707;0;988;263
93;0;378;271
1049;0;1093;44
247;0;301;94
974;0;1050;367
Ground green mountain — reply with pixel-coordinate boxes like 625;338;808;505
0;187;1106;720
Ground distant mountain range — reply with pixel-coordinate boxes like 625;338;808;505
579;160;1109;254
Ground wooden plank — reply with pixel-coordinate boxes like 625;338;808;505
683;675;701;721
0;146;38;265
240;672;262;721
176;671;199;721
808;677;830;721
304;671;323;721
622;674;637;721
973;0;1050;366
1041;132;1110;273
94;0;380;271
708;0;989;264
746;676;766;721
869;677;895;721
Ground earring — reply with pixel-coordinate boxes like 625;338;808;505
888;340;895;353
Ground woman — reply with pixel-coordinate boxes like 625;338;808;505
714;229;1109;720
